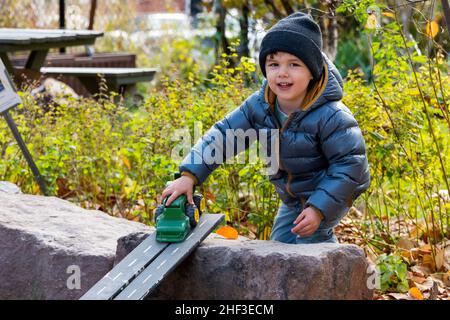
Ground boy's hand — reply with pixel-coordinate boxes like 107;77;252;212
161;176;195;206
291;206;324;238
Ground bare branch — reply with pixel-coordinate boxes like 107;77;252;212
280;0;294;15
263;0;284;20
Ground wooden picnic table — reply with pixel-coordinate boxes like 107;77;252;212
40;67;158;95
0;28;103;75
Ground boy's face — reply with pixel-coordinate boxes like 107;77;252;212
265;51;313;108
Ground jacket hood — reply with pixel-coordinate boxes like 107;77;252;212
260;52;343;114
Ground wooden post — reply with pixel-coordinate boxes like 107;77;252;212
88;0;97;30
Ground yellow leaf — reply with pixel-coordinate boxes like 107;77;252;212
409;287;424;300
122;155;131;170
422;254;434;269
382;12;395;18
216;225;238;239
419;244;432;254
365;14;380;30
425;21;439;38
122;176;136;196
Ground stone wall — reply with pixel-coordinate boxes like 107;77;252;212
0;184;373;300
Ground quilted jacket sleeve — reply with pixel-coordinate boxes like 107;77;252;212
305;107;371;223
179;94;257;186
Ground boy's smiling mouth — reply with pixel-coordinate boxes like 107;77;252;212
277;82;293;90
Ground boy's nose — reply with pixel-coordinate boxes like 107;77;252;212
278;65;289;77
278;68;289;78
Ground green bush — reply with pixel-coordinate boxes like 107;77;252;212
376;254;410;292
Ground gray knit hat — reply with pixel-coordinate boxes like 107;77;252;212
259;12;324;80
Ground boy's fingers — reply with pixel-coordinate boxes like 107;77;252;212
161;187;172;199
165;191;178;206
187;191;194;205
293;212;305;225
293;225;313;236
292;219;311;234
295;216;310;230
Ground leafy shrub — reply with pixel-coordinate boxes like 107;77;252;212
376;254;410;292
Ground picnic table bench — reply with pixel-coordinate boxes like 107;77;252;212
1;28;157;96
0;28;103;74
40;67;158;95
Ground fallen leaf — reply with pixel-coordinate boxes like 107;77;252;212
435;248;445;271
415;277;435;291
410;248;420;260
419;244;432;254
422;254;434;269
411;275;427;284
397;237;416;250
445;244;450;271
386;292;412;300
409;287;424;300
411;265;432;277
216;225;238;239
443;271;450;287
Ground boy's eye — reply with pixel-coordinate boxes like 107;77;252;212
268;63;278;67
291;63;301;67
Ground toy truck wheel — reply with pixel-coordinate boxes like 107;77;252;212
154;205;165;223
185;204;199;228
193;194;205;215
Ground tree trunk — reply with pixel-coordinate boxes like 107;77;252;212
214;0;230;65
319;0;340;61
441;0;450;37
238;2;250;58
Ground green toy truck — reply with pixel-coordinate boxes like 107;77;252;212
154;173;205;243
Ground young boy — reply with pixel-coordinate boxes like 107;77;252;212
161;12;370;244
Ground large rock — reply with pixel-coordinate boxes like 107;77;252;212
0;192;151;299
0;181;22;194
0;185;373;300
116;233;373;300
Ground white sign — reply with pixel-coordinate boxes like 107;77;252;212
0;58;22;113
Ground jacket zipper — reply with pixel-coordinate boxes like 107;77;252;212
266;63;328;201
280;113;297;198
267;104;297;199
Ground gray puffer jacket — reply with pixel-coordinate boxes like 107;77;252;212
180;54;370;225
